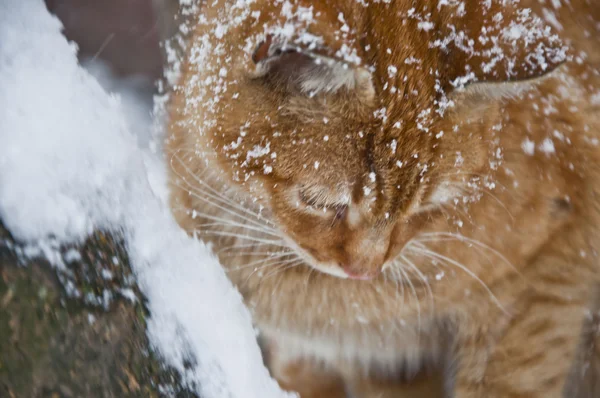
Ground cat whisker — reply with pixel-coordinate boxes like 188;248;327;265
224;253;295;268
171;154;276;229
397;265;422;345
435;171;511;193
380;271;405;342
244;257;303;284
413;237;500;273
192;229;286;246
384;260;406;311
219;250;291;258
442;180;514;221
216;241;279;254
425;171;514;221
176;179;276;233
304;266;316;291
172;166;257;215
192;218;280;238
400;254;435;317
170;203;286;256
261;259;305;281
437;201;475;226
413;232;517;273
227;253;296;272
405;243;508;314
172;151;277;225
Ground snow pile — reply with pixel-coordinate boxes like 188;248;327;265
0;1;288;397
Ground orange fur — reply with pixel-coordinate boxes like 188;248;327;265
167;0;600;396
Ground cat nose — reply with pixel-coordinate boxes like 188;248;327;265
339;259;383;280
336;235;389;280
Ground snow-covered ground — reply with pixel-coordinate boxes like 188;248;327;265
0;1;289;397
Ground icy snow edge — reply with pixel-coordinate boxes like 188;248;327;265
0;1;288;397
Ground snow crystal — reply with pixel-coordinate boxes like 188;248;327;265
404;56;422;65
101;269;114;280
552;130;566;142
387;65;398;77
246;143;271;160
119;288;137;303
539;138;556;154
521;138;536;155
454;152;464;167
0;2;288;398
63;248;82;263
418;21;434;31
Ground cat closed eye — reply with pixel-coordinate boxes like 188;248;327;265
298;189;327;209
298;188;348;218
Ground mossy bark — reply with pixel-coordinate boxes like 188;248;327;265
0;224;197;398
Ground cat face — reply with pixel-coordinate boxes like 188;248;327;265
178;0;566;280
215;45;438;279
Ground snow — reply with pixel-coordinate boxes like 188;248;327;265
0;1;288;397
521;138;536;155
418;21;435;32
539;137;556;154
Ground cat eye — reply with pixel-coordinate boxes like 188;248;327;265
333;205;348;221
299;189;322;208
298;187;349;220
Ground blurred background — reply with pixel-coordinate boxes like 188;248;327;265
45;0;175;80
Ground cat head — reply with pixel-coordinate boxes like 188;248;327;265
186;0;567;280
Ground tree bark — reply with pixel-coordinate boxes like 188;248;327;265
0;224;198;398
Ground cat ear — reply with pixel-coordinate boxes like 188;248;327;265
251;35;375;102
448;4;568;103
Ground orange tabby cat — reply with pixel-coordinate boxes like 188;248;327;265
166;0;600;396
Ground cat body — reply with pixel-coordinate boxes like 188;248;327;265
167;0;600;396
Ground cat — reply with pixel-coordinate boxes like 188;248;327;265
166;0;600;396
